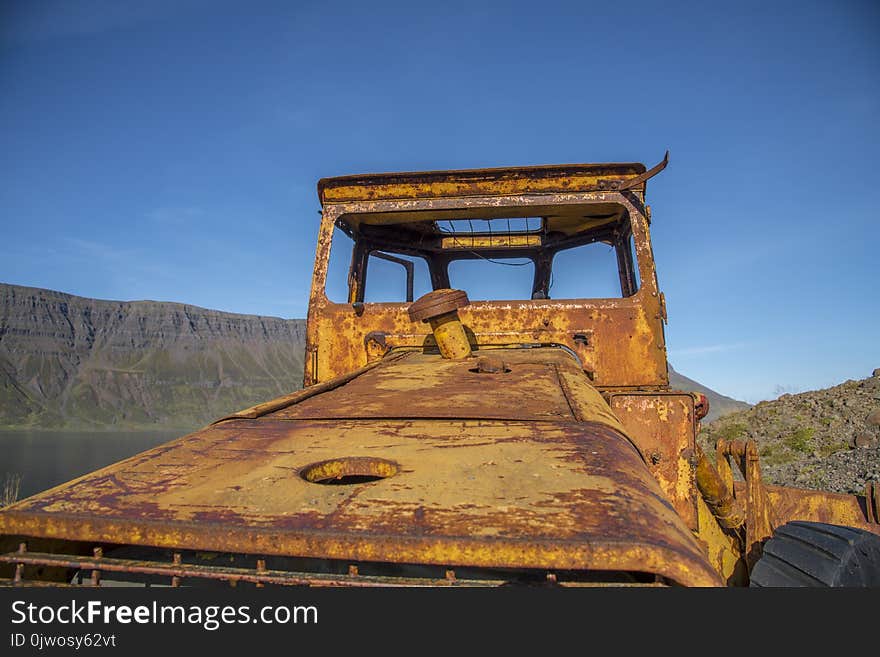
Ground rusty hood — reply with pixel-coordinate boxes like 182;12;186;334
0;348;721;586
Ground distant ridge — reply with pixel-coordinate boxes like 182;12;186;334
668;365;751;422
0;283;305;430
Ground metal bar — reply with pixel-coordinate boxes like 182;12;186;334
91;547;102;587
716;439;777;571
695;446;745;529
0;576;664;588
351;241;370;304
0;578;78;588
617;151;669;191
0;551;669;588
867;482;880;524
614;238;633;298
531;252;552;300
371;251;414;302
360;226;616;259
715;439;736;493
13;542;25;584
0;551;505;588
171;552;182;587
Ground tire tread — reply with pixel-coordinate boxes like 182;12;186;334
750;521;880;587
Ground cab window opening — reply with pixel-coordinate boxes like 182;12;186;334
324;204;640;303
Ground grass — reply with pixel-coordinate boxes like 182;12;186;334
784;427;815;454
1;473;21;507
715;422;748;442
759;444;795;466
818;439;850;458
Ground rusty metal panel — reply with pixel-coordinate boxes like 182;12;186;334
745;484;880;536
608;393;698;530
307;299;664;388
0;419;721;586
317;162;648;204
439;234;542;249
276;348;608;423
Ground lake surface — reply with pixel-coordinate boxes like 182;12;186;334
0;429;192;501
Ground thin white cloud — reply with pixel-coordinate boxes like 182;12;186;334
61;237;172;280
667;342;748;357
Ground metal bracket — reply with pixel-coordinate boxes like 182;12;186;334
618;151;669;191
866;482;880;524
716;439;777;571
364;331;390;362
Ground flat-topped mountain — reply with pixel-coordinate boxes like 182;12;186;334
0;283;305;430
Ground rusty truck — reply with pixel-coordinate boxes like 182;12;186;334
2;154;879;587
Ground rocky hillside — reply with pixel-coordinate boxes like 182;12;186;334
0;283;306;430
699;370;880;494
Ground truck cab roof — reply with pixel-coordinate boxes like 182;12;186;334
318;160;655;205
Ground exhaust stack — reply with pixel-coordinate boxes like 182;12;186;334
408;289;472;360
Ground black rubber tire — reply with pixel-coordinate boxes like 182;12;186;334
750;521;880;587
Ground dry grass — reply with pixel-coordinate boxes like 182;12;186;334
1;473;21;507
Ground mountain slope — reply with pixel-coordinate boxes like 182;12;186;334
0;283;305;430
668;365;751;422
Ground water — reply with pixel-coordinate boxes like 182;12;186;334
0;429;191;501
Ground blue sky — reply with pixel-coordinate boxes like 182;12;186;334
1;0;878;403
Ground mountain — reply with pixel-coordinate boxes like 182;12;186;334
668;365;751;422
700;372;880;494
0;283;305;430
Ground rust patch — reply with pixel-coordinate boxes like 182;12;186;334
274;348;598;423
749;484;880;536
608;392;698;529
317;162;649;204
